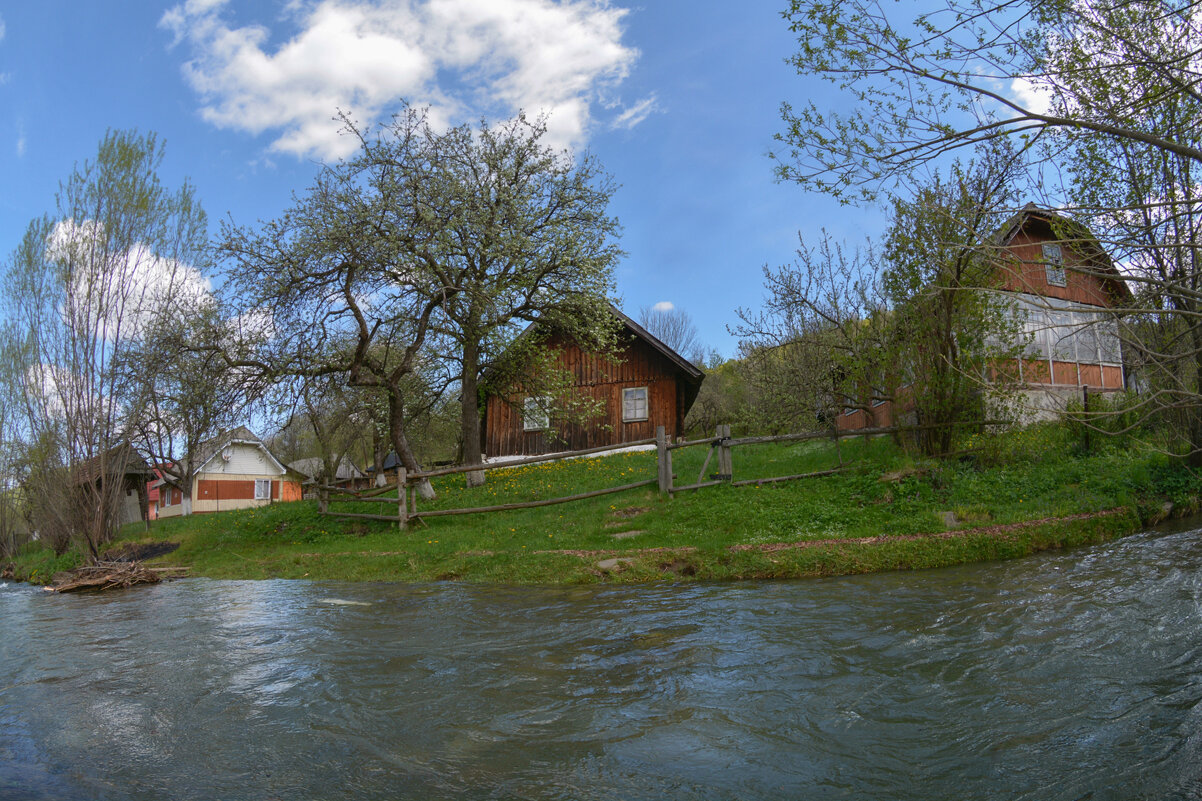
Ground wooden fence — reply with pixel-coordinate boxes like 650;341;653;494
317;438;658;529
317;420;1000;527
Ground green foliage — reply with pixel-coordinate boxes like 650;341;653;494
775;0;1202;203
1063;391;1145;453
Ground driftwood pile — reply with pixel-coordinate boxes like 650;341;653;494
49;561;188;593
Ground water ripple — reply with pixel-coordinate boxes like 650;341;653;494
4;525;1202;798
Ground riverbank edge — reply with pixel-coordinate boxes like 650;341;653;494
7;496;1190;587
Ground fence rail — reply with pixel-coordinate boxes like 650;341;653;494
316;419;1000;527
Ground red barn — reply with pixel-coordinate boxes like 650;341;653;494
483;306;705;457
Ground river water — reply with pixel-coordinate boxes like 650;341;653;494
3;523;1202;800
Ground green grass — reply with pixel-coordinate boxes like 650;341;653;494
11;424;1200;585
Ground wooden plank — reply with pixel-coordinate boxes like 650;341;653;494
397;466;408;530
670;480;727;493
656;426;670;493
695;443;715;486
410;438;657;480
718;424;732;480
414;478;657;517
729;467;850;487
326;497;399;504
318;511;401;522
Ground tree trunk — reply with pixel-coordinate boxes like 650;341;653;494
388;390;435;499
137;480;150;532
460;338;486;488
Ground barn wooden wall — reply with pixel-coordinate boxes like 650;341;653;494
484;332;683;457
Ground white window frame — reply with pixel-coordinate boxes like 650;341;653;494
1043;243;1067;287
254;479;271;500
622;386;649;423
523;396;550;431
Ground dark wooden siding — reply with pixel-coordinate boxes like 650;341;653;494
485;331;684;457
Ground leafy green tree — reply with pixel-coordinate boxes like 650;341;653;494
879;153;1026;454
738;148;1026;454
394;112;622;486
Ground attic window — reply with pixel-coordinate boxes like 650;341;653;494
523;397;549;431
1043;244;1067;287
622;387;649;422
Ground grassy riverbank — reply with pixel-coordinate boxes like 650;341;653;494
10;424;1200;585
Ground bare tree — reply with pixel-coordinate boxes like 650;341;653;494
638;305;705;366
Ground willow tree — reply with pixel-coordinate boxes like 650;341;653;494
3;130;209;556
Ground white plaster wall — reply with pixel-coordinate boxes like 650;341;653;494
204;443;281;476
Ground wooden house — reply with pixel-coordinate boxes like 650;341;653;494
156;426;304;517
838;204;1132;430
482;306;705;457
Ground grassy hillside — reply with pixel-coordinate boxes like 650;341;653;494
10;423;1199;585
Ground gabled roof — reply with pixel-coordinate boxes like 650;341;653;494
72;444;152;486
607;304;705;382
484;302;706;413
992;203;1133;304
193;426;288;476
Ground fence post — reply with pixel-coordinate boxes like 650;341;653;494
397;466;408;530
319;485;328;515
1082;385;1091;454
656;426;672;495
718;424;733;481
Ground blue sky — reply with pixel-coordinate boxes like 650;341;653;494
0;0;886;358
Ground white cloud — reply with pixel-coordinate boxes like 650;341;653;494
15;118;24;157
612;94;656;130
161;0;643;159
0;13;6;42
651;300;674;312
1009;76;1054;116
49;219;215;341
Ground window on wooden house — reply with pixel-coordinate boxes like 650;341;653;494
1043;244;1067;287
622;387;649;422
254;479;271;500
523;396;550;431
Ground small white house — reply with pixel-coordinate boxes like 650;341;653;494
156;427;303;517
